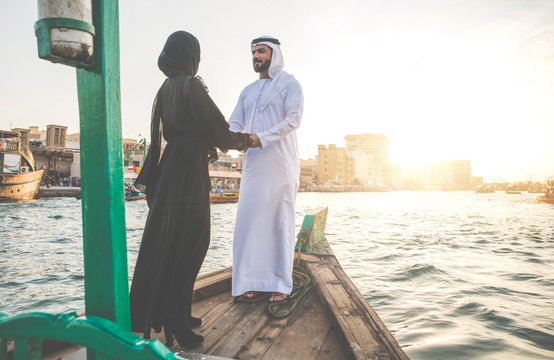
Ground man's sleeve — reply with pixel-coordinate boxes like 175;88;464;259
229;90;246;133
256;80;303;149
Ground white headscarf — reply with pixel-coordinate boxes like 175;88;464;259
250;40;284;79
251;38;294;111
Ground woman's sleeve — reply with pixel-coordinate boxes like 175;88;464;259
228;90;246;133
188;78;247;151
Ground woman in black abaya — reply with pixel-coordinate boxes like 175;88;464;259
130;31;249;347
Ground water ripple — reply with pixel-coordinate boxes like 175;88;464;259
1;192;553;360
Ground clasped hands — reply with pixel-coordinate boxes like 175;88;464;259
248;134;261;148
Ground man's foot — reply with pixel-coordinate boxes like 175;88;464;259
269;292;288;303
234;291;268;303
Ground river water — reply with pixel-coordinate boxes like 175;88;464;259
1;191;553;359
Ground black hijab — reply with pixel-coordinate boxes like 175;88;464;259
137;31;201;197
158;31;200;77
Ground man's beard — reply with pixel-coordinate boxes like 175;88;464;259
253;59;270;73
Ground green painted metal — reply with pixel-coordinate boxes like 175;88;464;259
0;312;185;360
12;337;41;360
34;17;96;68
295;207;332;255
0;338;6;360
76;0;130;331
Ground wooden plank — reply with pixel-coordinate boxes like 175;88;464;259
308;262;378;359
206;303;268;357
316;326;352;360
192;291;233;320
324;257;409;360
307;256;409;360
193;267;233;302
237;319;287;360
295;252;322;263
145;294;236;351
259;291;350;360
190;300;268;357
195;267;232;285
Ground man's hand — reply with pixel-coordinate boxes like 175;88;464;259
249;134;261;148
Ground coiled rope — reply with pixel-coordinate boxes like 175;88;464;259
267;264;312;318
267;232;315;319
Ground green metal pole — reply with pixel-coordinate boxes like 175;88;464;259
76;0;130;334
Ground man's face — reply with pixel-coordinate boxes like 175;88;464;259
252;44;272;73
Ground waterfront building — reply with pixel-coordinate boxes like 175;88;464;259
12;125;151;186
45;125;67;151
317;144;354;184
344;133;390;164
122;138;146;168
404;160;472;190
442;160;472;190
28;126;46;140
208;151;243;190
299;158;317;189
382;163;403;189
211;151;244;171
25;125;76;185
349;150;376;185
344;133;391;186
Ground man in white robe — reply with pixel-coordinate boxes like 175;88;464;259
230;36;303;302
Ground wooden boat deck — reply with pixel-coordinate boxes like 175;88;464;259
143;252;409;360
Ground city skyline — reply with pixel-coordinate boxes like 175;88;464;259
1;1;553;182
11;124;546;184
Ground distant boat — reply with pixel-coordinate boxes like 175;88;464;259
125;194;146;201
209;169;240;204
0;130;44;201
505;185;521;194
475;185;494;193
537;176;554;204
210;192;239;204
536;196;554;204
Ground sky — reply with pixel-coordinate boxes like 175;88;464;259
1;0;553;182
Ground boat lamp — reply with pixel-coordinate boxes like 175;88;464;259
34;0;95;68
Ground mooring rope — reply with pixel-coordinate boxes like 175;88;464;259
267;264;313;319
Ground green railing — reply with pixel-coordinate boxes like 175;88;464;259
0;312;183;360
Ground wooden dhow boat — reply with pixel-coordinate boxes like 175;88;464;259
209;192;239;204
0;130;44;201
536;196;554;204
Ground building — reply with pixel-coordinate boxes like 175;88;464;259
344;133;390;164
122;138;146;168
442;160;472;190
299;158;317;189
316;144;354;184
404;160;472;190
471;176;483;189
13;125;152;186
23;125;76;185
344;133;390;186
382;163;403;189
349;150;375;185
208;151;243;190
28;126;46;140
46;125;67;151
